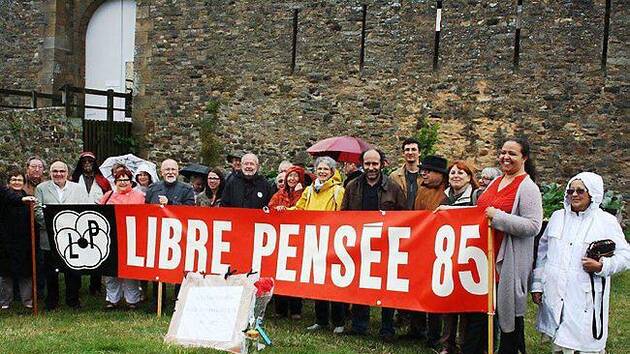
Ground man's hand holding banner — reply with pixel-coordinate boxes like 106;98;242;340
45;204;490;313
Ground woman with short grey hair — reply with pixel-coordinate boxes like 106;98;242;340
295;155;346;334
478;167;502;190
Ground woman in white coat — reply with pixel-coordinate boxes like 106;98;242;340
531;172;629;353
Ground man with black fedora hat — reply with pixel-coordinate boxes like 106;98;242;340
402;155;448;348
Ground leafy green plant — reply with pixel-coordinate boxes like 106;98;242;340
601;190;624;215
540;182;565;219
199;99;222;166
415;116;440;158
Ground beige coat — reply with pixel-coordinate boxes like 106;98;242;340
389;165;422;197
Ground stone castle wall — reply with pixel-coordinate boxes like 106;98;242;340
0;107;83;177
0;1;627;195
133;0;629;194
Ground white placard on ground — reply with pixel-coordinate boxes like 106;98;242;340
165;273;257;353
175;286;244;342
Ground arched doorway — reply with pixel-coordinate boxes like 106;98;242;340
85;0;136;121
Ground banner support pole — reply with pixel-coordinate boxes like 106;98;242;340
487;218;495;354
28;202;38;316
157;281;163;318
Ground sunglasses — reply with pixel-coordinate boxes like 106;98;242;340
116;178;131;182
207;177;220;180
566;188;588;196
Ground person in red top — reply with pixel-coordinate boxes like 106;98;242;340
267;165;307;319
463;138;543;354
268;165;306;211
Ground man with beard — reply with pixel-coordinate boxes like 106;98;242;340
145;159;195;206
71;152;111;295
341;149;407;342
145;159;195;310
221;153;272;209
24;156;46;196
34;161;90;310
389;138;422;210
402;155;449;348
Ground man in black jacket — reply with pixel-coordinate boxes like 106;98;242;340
145;159;195;311
221;153;272;209
341;149;407;342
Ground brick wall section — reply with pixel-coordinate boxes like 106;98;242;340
0;108;83;176
134;0;628;196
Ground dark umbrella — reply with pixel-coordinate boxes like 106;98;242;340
306;136;372;164
180;164;210;179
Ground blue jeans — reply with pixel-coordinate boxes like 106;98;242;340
351;305;395;336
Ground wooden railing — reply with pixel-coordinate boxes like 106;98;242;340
0;88;61;109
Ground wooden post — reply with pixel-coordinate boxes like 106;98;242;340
290;8;299;74
433;0;443;71
125;91;133;118
157;281;163;318
513;0;523;72
601;0;612;74
106;89;114;122
28;202;38;316
487;219;495;354
62;85;71;117
359;4;367;74
31;90;38;109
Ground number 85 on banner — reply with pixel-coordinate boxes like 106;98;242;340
432;225;488;297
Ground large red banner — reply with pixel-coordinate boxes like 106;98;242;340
115;205;490;313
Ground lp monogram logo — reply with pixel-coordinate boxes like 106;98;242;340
52;211;111;270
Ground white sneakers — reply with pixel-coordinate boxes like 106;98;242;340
306;323;345;334
306;323;324;331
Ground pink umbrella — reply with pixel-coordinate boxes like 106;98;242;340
306;136;372;164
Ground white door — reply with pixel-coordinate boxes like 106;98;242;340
85;0;136;121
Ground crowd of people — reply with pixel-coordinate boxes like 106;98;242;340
0;137;628;354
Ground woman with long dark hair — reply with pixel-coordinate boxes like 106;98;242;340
196;168;225;207
463;137;543;354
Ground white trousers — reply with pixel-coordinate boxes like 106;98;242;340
104;276;141;304
552;343;605;354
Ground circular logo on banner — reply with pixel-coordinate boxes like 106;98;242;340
52;211;111;270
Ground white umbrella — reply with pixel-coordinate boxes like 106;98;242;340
99;154;159;186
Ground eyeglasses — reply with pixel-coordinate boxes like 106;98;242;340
116;178;131;183
566;188;588;196
277;180;284;183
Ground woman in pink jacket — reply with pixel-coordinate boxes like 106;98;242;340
98;167;144;309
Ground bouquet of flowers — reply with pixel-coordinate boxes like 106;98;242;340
244;277;274;352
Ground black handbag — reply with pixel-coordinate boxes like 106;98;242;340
586;239;616;261
586;239;616;340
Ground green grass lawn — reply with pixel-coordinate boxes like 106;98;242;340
1;272;628;353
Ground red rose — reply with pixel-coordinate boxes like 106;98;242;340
254;278;274;297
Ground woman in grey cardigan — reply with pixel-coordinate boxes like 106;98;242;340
464;138;543;354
